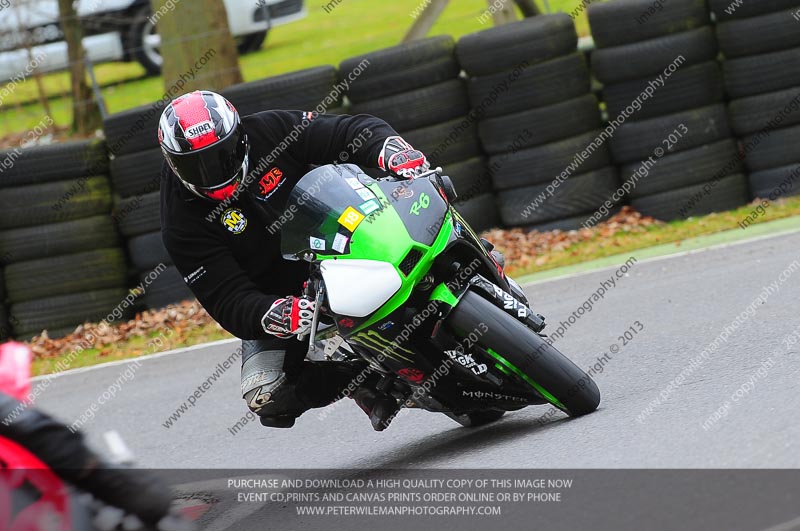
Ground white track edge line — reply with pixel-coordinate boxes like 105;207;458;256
33;338;240;381
520;226;800;288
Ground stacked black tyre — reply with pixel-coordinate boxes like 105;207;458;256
711;0;800;200
104;101;193;311
222;66;346;117
589;0;748;221
0;267;9;341
111;151;193;310
0;140;131;339
342;37;492;230
458;14;618;232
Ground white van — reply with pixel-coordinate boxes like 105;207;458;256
0;0;306;80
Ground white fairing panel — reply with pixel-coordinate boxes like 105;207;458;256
321;260;402;318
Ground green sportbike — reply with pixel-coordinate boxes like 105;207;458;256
281;163;600;427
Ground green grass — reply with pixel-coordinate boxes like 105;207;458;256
502;196;800;277
0;0;592;138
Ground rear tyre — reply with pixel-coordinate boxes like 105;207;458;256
446;291;600;417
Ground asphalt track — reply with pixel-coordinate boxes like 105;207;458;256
34;228;800;530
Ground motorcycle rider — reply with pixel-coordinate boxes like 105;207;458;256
158;90;503;431
0;341;179;528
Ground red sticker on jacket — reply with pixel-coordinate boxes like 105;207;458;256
259;167;284;197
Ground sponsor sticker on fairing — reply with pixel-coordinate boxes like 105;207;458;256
359;199;380;215
332;232;349;253
356;188;374;201
338;206;365;232
309;237;326;250
345;177;364;190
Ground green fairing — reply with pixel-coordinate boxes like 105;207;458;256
430;283;459;307
318;184;454;334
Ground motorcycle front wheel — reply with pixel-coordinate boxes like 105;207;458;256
446;291;601;417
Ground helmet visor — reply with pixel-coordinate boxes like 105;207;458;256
166;125;247;189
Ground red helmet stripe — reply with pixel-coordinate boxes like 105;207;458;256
173;92;219;150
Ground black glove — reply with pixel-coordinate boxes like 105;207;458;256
75;463;174;525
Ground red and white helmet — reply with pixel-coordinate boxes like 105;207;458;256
158;90;249;201
0;341;31;402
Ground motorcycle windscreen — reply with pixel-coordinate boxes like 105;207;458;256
280;164;386;260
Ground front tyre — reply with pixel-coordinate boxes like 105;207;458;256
446;291;600;417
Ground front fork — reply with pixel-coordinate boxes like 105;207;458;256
468;275;546;333
431;274;546;336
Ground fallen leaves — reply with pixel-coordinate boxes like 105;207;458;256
28;300;225;360
482;206;662;275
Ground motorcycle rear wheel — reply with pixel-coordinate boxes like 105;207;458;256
446;291;601;417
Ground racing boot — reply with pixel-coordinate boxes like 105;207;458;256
259;414;297;428
351;386;401;432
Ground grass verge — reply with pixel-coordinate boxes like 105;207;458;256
502;197;800;277
32;322;232;376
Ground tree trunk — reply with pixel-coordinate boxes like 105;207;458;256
152;0;243;94
491;0;519;25
57;0;101;134
513;0;541;17
403;0;450;43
